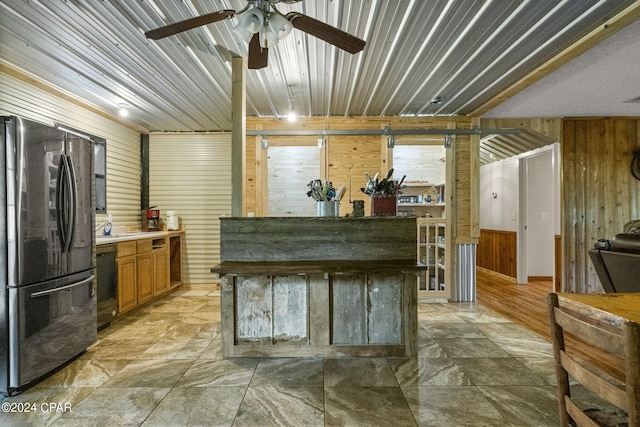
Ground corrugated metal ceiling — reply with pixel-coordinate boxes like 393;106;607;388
0;0;638;132
480;128;557;165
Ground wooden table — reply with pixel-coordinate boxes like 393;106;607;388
557;293;640;329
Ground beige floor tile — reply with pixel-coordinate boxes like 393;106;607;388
234;386;324;426
325;386;416;426
142;386;246;427
402;386;508;427
2;292;563;427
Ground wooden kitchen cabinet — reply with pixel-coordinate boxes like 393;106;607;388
111;231;183;316
153;237;169;295
117;254;137;313
137;252;154;304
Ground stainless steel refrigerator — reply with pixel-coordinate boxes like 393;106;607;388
1;116;96;396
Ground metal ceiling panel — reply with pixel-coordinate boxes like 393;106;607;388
0;0;638;132
480;127;557;165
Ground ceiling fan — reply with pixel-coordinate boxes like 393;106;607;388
145;0;366;70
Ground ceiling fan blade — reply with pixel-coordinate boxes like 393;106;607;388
248;33;268;69
145;10;235;40
286;12;366;54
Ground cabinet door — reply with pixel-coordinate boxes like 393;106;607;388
137;253;154;304
153;250;169;295
117;256;137;313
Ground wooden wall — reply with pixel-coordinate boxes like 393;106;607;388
562;117;640;293
477;229;517;278
245;116;479;246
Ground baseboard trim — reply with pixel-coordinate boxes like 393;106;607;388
528;276;553;282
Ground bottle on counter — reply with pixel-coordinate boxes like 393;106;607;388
104;214;112;236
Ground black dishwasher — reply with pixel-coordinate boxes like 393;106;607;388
96;243;117;330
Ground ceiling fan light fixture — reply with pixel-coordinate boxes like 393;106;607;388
260;23;278;48
268;12;292;40
233;8;264;42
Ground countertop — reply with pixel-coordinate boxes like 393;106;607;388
96;230;182;245
211;260;427;276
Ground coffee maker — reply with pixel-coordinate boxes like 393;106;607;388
142;208;161;231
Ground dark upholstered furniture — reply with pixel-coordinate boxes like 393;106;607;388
589;233;640;293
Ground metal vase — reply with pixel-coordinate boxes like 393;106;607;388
316;201;340;217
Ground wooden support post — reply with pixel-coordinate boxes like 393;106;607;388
231;57;246;217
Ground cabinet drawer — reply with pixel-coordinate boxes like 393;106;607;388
117;241;137;258
137;239;153;253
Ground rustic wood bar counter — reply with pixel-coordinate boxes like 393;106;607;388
211;217;425;358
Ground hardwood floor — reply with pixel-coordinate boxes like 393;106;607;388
476;268;552;340
476;268;625;381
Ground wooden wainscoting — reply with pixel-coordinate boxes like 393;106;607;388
477;229;517;279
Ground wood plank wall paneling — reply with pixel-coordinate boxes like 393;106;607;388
329;134;382;217
562;118;640;293
477;229;517;278
149;133;232;285
0;70;142;227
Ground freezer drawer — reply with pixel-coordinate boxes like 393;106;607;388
8;271;96;390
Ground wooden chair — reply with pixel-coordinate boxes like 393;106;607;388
547;293;640;427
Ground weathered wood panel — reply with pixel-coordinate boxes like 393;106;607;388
272;275;308;343
220;217;416;263
220;275;235;357
308;273;330;346
332;275;367;345
402;271;418;356
562;118;640;293
477;229;517;278
367;274;402;345
235;275;272;342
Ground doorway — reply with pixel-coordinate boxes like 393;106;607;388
517;145;559;284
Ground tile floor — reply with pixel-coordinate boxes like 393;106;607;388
1;289;563;426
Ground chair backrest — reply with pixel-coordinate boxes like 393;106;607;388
547;292;640;427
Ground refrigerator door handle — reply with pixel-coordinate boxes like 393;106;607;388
65;154;78;252
55;155;67;250
30;275;95;298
